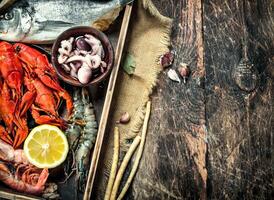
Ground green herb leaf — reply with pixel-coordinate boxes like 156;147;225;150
122;53;136;75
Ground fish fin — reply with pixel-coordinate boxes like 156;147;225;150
35;20;75;31
119;0;134;5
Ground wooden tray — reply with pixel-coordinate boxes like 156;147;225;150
0;4;132;200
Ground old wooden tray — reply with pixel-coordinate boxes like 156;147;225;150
0;4;132;200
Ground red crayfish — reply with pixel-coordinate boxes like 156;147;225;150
0;41;73;148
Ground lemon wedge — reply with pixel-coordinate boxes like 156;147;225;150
24;124;69;168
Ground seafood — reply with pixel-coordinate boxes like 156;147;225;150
64;89;84;176
22;75;67;129
0;81;28;148
75;88;98;191
0;0;133;43
14;43;73;120
0;41;72;194
0;126;12;145
0;161;49;195
0;41;23;96
0;139;49;194
64;88;97;192
14;43;57;78
58;34;106;83
0;81;17;134
77;66;92;84
0;139;29;164
12;116;28;149
65;88;85;149
70;88;85;123
0;42;73;147
42;182;60;199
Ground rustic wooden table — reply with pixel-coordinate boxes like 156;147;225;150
125;0;273;199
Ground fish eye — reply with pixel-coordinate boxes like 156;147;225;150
0;14;4;19
4;12;13;20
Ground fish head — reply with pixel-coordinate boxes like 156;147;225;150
0;8;32;42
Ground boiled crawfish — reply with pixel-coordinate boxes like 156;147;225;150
14;43;73;119
0;81;28;148
0;41;29;148
0;41;23;97
21;75;67;129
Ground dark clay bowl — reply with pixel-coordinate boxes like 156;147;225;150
51;26;114;86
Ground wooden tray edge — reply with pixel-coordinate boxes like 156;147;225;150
0;190;43;200
83;4;133;200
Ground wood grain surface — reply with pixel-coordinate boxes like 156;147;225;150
129;0;206;199
204;0;273;199
126;0;273;199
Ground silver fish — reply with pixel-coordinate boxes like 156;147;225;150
0;0;133;43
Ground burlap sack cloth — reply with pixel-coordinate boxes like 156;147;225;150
94;0;171;198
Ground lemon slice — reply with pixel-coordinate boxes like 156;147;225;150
24;124;69;168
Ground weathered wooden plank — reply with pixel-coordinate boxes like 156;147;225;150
204;0;274;199
151;0;176;18
125;0;273;199
128;0;207;199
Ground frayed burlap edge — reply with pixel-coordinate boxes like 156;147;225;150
122;0;171;148
95;1;172;199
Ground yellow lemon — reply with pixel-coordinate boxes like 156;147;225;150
24;124;68;168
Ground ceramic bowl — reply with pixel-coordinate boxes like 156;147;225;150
51;26;114;86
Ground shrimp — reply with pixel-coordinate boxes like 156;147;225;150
0;139;49;194
0;161;48;195
75;88;98;192
63;88;98;191
0;139;29;164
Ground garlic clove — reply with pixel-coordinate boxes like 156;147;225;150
178;63;190;84
77;66;92;84
118;112;130;124
159;51;174;68
167;69;181;83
